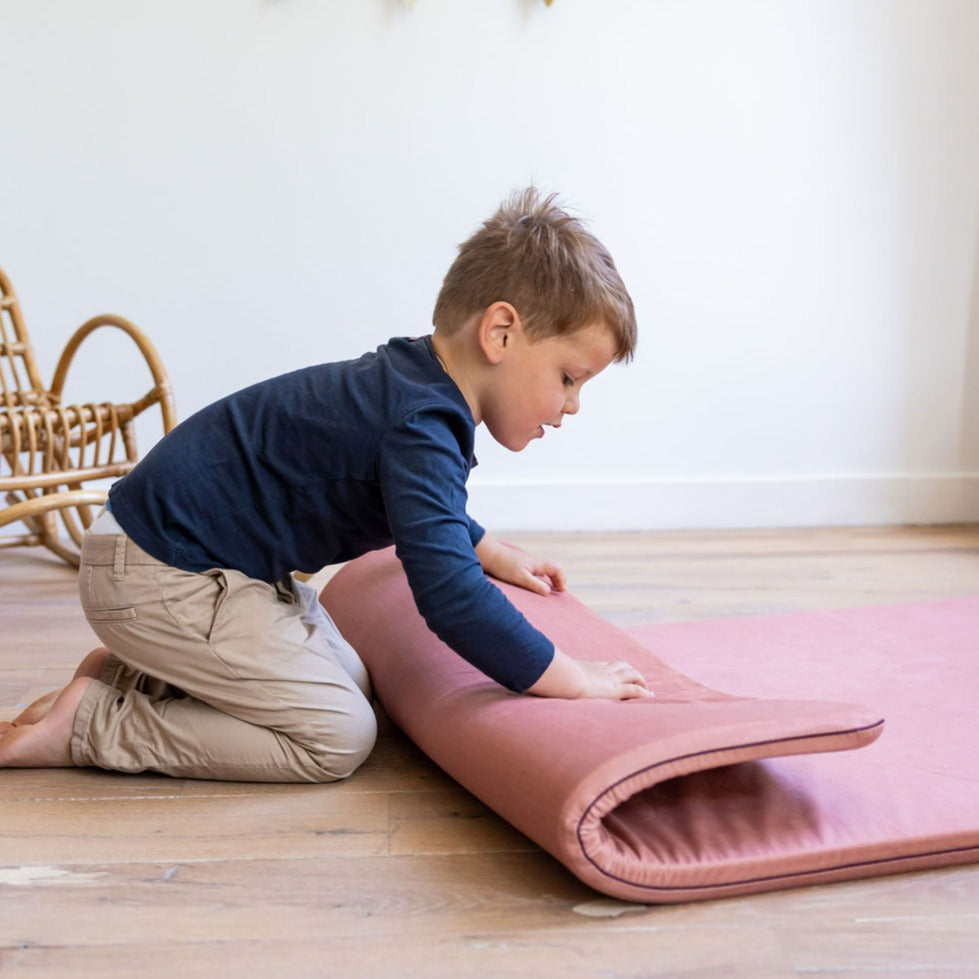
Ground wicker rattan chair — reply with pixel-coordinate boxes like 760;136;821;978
0;267;176;566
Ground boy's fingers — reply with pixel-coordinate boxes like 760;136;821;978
620;681;655;700
532;561;565;592
512;567;550;595
610;662;653;699
528;572;552;595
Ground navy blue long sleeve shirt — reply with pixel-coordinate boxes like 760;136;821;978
108;336;554;692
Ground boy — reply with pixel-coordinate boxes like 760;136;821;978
0;188;651;782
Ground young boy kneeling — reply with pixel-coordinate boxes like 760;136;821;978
0;188;650;782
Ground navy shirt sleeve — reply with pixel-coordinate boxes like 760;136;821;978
377;407;554;693
468;516;486;549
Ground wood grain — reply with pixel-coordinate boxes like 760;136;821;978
2;526;978;977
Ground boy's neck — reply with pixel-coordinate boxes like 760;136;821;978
431;327;483;424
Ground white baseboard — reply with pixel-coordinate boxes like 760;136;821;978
466;472;979;532
4;473;975;541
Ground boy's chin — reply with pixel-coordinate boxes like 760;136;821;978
487;425;544;452
493;438;532;453
512;429;544;452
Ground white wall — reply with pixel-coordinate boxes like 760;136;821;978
2;0;977;531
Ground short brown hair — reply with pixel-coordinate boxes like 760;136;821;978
432;188;637;362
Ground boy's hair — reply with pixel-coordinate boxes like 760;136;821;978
432;188;637;362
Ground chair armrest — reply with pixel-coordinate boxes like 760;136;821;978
49;313;177;433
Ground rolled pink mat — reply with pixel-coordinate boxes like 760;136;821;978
312;548;979;902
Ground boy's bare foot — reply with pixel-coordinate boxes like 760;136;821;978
0;676;94;768
6;647;109;729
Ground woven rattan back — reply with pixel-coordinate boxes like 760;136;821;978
0;266;175;566
0;268;47;410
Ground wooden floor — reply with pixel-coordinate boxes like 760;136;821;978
2;526;978;978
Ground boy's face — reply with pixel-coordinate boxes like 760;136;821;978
482;322;618;452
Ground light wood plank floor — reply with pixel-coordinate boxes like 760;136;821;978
2;526;978;978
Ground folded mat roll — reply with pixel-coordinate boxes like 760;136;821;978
321;548;915;902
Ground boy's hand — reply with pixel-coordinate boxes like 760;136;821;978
473;534;651;701
526;648;654;701
475;533;567;596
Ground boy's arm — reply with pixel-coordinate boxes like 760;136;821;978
379;411;652;699
474;531;567;596
475;531;654;701
379;416;554;692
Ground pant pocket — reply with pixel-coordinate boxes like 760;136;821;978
80;562;142;621
85;605;138;622
160;568;229;643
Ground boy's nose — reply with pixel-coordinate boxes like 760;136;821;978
564;391;580;415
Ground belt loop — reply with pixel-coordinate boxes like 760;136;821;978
112;535;127;581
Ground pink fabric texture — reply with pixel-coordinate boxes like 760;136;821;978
312;549;979;903
624;597;979;897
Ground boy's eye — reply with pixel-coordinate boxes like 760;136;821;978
562;373;575;387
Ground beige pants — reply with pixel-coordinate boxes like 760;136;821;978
73;529;377;782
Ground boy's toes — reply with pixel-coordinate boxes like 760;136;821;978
11;690;59;728
0;677;91;769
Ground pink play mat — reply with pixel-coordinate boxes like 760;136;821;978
321;548;978;903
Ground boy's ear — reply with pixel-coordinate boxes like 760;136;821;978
477;302;520;365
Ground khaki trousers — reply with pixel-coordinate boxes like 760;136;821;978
73;531;377;782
